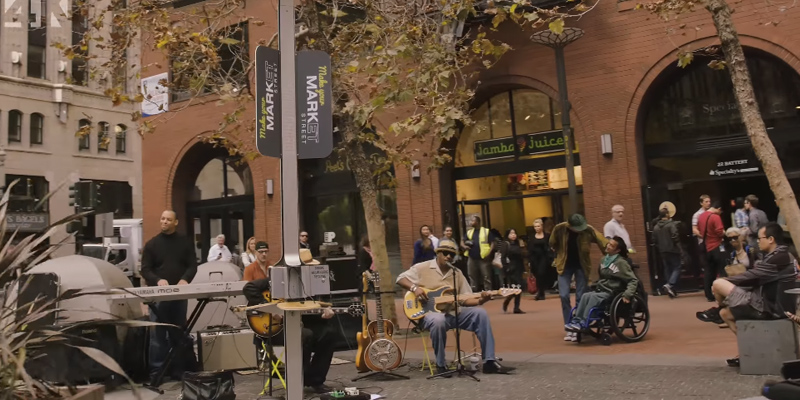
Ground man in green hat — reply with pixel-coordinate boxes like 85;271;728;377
549;214;608;342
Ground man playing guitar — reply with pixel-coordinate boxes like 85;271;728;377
396;239;511;375
242;278;336;394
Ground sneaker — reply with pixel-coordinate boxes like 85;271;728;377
696;307;724;324
563;332;573;341
435;365;452;378
569;332;578;342
482;360;513;374
662;284;677;298
306;384;334;394
726;356;740;367
564;322;582;332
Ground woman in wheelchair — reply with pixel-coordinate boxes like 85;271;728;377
565;236;639;333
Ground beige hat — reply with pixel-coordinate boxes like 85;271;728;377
299;248;320;265
659;201;676;218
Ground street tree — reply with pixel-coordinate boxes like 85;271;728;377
641;0;800;244
63;0;595;321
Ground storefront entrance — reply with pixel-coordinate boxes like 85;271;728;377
171;142;255;263
445;88;585;241
640;48;800;292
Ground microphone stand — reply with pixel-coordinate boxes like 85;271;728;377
428;261;479;381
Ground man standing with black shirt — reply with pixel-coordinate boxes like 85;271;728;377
242;278;336;394
140;210;198;382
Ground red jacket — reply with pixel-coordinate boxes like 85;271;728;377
697;211;724;252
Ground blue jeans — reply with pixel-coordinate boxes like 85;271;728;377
148;300;188;378
573;291;612;323
662;252;682;288
421;307;496;368
558;264;588;324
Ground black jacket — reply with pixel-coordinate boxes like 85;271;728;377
727;245;798;315
140;232;197;286
652;219;681;254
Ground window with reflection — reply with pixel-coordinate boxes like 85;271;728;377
30;113;43;145
78;119;91;150
8;110;22;143
191;157;253;201
642;51;800;184
456;89;564;167
115;124;127;154
6;175;49;213
98;122;110;152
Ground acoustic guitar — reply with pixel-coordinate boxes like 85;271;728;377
363;272;403;372
355;272;370;372
403;285;522;320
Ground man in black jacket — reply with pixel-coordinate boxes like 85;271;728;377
652;208;682;298
701;222;797;367
243;278;336;394
140;210;198;382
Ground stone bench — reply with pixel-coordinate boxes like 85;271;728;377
737;319;799;375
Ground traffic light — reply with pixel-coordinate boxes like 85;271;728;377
68;183;80;208
66;220;82;234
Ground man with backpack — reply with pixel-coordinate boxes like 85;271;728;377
652;207;682;298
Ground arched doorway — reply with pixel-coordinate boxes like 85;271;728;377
443;88;583;242
172;142;255;262
639;48;800;290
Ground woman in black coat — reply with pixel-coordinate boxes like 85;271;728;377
501;228;526;314
528;218;552;300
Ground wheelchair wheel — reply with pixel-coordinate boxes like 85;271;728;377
609;294;649;343
600;333;612;346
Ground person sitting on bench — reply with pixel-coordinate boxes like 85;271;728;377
696;222;797;367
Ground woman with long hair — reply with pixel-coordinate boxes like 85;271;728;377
240;237;257;266
528;219;551;300
413;225;437;264
500;228;525;313
442;225;454;241
358;235;374;275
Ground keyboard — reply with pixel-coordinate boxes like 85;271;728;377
106;281;247;302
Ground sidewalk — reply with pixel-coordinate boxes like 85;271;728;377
388;291;737;363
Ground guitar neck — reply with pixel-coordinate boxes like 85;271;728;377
434;290;503;304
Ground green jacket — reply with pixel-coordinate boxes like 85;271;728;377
596;255;639;299
549;222;608;277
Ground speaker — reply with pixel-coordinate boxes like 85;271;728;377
325;256;361;294
25;323;121;386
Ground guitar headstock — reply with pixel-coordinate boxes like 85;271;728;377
499;285;522;297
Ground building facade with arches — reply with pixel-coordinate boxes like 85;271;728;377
141;0;800;291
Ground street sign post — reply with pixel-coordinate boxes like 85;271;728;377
255;46;282;157
256;0;334;398
296;50;333;160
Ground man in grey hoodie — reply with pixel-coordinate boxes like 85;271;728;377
652;208;682;298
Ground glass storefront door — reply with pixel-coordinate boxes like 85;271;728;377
187;195;254;264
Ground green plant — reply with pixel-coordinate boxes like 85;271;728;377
0;181;139;399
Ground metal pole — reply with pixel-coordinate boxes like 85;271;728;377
277;0;303;398
278;0;301;268
554;46;578;216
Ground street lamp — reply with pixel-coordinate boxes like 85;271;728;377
530;27;584;216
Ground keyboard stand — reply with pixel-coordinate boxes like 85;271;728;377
144;297;226;394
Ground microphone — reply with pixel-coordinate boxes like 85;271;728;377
446;261;457;269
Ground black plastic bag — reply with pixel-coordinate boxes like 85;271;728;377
181;371;236;400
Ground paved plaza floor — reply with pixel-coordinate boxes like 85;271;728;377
148;292;776;399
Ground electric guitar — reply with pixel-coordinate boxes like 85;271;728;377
245;290;364;338
363;272;403;372
355;272;370;372
403;286;522;320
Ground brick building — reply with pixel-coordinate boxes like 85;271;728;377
141;0;800;291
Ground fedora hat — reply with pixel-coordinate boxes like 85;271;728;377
567;214;588;231
299;248;320;265
658;201;676;218
435;239;459;255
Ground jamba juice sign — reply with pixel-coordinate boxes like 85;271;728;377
473;130;566;162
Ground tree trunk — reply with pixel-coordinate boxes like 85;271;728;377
344;132;399;325
705;0;800;243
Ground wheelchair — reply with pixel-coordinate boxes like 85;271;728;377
568;280;650;346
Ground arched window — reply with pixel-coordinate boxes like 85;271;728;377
192;157;253;201
78;119;91;150
30;113;44;145
456;89;565;167
98;122;109;152
642;51;800;184
115;124;127;154
8;110;22;143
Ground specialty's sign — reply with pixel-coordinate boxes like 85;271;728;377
296;50;333;160
6;213;49;232
709;158;760;177
255;46;282;158
474;130;567;162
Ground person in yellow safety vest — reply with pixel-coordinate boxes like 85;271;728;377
462;215;494;292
